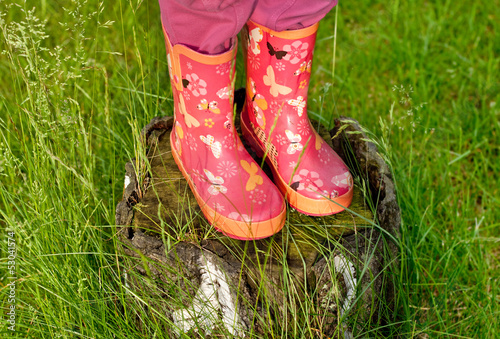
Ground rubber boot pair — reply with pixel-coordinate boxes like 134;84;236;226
164;21;353;240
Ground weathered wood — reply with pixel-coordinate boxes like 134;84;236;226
115;90;400;337
330;116;401;322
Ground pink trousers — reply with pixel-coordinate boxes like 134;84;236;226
159;0;338;55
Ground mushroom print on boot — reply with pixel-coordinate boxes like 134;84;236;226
241;21;353;216
163;28;286;240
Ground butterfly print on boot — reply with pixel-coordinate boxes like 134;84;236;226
267;42;288;59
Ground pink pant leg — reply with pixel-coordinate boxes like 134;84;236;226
158;0;256;55
159;0;337;55
250;0;338;31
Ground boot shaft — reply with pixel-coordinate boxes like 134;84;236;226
244;20;318;131
163;27;241;163
163;27;237;132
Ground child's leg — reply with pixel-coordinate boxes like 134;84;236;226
159;0;286;240
250;0;337;31
158;0;256;55
241;1;354;216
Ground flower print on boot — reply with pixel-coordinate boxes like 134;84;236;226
163;27;286;239
241;21;353;216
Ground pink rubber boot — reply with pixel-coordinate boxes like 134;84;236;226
241;21;354;216
163;27;286;240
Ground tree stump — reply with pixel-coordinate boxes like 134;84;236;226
115;89;400;338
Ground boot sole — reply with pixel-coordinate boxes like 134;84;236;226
240;111;353;216
169;131;286;240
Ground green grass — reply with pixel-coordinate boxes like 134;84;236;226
0;0;498;338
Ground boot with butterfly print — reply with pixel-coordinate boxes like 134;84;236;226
163;28;286;240
241;20;354;216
